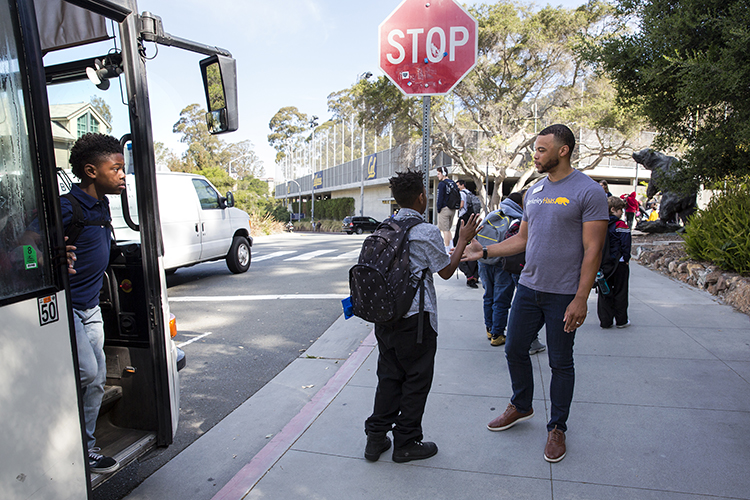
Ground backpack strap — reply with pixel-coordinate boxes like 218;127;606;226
416;268;428;343
62;192;112;247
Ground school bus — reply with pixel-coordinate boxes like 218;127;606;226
0;0;238;497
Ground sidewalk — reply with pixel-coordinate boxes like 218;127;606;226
125;262;750;500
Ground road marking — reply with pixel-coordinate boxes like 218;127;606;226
335;250;360;260
284;249;337;261
253;250;296;262
176;331;213;348
169;294;348;302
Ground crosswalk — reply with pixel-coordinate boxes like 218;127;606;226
253;248;361;263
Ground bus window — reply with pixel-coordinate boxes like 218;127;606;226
0;2;52;302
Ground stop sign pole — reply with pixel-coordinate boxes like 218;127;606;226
379;0;477;214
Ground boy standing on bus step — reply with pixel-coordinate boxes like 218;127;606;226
64;133;125;474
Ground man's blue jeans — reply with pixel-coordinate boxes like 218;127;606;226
74;306;106;450
478;262;519;336
505;284;577;432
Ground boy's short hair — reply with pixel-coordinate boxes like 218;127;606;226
69;133;122;179
608;196;626;212
507;192;523;207
389;170;424;207
538;124;575;158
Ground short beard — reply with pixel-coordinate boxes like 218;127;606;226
536;157;559;174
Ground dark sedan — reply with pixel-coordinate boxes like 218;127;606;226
342;216;380;234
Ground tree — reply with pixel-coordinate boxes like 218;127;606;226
352;1;626;209
590;0;750;190
90;95;112;128
224;140;265;178
172;103;225;171
267;106;309;163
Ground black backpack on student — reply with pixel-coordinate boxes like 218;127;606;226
445;179;461;210
62;192;112;246
349;216;427;327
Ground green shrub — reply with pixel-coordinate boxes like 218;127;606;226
683;180;750;275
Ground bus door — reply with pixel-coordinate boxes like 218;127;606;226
1;0;90;498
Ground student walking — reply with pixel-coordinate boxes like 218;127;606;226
364;170;479;464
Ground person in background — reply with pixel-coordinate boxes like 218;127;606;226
599;180;613;197
623;191;640;229
435;166;457;250
455;179;479;288
597;196;632;329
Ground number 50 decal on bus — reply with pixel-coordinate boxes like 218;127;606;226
38;295;59;326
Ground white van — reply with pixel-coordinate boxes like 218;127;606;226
110;172;253;273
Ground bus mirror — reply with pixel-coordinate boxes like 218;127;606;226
225;191;235;208
199;55;238;134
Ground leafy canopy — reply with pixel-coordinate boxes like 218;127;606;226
591;0;750;188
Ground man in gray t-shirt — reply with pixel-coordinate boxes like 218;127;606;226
464;124;608;464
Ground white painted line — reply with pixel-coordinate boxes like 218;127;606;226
252;250;296;262
284;249;337;261
176;331;213;348
335;250;360;260
169;294;348;302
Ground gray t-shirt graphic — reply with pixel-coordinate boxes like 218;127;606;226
520;169;608;295
394;208;450;333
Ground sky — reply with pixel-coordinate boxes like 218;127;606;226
45;0;588;180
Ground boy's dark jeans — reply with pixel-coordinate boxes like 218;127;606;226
365;312;437;449
597;263;630;327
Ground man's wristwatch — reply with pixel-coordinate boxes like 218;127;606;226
482;246;488;260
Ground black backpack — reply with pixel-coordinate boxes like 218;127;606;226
466;192;481;215
445;179;461;210
62;192;112;246
349;217;429;340
502;218;526;274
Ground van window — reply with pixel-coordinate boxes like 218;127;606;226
191;178;220;209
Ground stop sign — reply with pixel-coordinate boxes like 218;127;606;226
379;0;478;96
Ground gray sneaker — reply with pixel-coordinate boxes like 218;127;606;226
529;338;546;355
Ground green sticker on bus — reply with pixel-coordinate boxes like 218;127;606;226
23;245;38;269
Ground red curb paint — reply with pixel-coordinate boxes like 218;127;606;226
212;330;376;500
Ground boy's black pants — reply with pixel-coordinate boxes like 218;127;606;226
597;263;630;327
365;312;437;449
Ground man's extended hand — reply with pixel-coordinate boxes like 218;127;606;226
461;239;483;262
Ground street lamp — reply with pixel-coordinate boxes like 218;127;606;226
288;179;301;223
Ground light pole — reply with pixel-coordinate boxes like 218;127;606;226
288;179;301;223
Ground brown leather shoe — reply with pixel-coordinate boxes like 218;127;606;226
544;427;566;463
487;403;534;431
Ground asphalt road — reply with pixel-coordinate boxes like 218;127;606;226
95;231;367;500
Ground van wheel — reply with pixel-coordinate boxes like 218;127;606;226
226;236;251;274
355;227;363;235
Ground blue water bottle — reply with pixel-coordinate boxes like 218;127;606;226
596;271;611;296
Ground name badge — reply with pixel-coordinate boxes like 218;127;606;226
532;184;544;195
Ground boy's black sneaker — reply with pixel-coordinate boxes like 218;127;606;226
88;448;119;474
392;440;438;463
364;432;391;462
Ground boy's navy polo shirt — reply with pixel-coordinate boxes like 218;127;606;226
62;184;112;310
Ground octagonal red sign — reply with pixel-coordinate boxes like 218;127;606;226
379;0;478;96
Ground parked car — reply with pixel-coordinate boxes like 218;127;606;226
110;172;253;274
342;216;380;234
